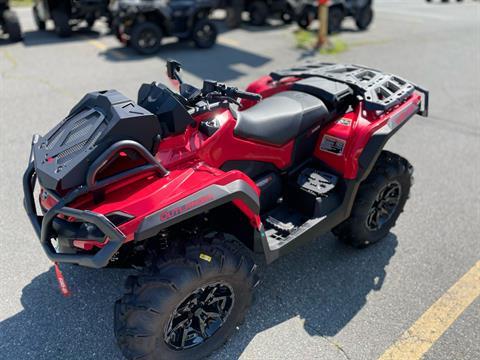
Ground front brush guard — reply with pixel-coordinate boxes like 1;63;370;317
23;139;169;268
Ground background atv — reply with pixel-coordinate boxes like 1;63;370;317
23;60;428;359
298;0;374;33
222;0;306;28
111;0;218;55
0;0;22;42
32;0;111;37
244;0;297;26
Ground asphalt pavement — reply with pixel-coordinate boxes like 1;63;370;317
0;1;479;359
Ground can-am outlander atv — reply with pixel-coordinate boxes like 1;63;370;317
0;0;22;42
110;0;218;55
24;60;428;359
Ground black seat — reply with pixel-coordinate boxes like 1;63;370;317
234;91;329;146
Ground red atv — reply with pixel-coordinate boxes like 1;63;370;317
23;60;428;359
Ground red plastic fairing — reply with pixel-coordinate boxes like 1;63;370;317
156;110;294;170
314;93;422;179
240;76;297;109
65;164;260;244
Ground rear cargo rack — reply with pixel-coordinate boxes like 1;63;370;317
270;62;429;115
23;139;169;268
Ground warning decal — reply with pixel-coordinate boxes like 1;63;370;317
320;135;346;156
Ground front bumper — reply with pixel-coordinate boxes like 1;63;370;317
22;138;169;268
23;161;126;268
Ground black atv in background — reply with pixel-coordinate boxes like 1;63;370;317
298;0;373;33
110;0;218;55
223;0;302;28
244;0;297;26
32;0;111;37
0;0;22;42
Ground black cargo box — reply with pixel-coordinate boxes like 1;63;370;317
33;90;160;191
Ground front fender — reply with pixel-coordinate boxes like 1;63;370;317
135;179;260;241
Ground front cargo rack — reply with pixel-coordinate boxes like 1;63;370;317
23;138;169;268
270;62;429;116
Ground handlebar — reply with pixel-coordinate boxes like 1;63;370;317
202;79;262;103
234;89;262;102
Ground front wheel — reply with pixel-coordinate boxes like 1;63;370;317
191;19;217;49
297;6;315;29
355;6;374;30
333;151;413;248
130;21;163;55
114;235;258;360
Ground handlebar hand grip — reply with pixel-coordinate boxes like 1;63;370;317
235;90;262;102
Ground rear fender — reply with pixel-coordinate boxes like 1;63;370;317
314;92;424;180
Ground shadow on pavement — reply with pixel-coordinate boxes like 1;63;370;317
102;42;271;82
20;28;103;47
0;232;397;359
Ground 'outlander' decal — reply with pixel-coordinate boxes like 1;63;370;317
159;194;215;221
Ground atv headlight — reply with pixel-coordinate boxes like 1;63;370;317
106;211;134;226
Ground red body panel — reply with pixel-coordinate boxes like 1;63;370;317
314;94;421;178
156;110;294;170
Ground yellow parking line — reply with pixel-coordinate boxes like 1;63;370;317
87;39;108;51
217;36;240;47
379;260;480;360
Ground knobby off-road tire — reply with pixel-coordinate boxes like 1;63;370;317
114;234;258;360
51;9;72;37
280;6;295;24
333;151;413;248
355;6;373;31
225;0;244;29
297;7;315;30
192;19;218;49
33;5;46;30
248;1;268;26
328;6;344;34
4;10;22;42
130;21;163;55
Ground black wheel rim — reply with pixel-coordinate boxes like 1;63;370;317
365;181;402;231
164;282;234;350
195;24;214;43
138;29;158;49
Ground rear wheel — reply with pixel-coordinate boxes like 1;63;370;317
297;6;315;29
3;10;22;42
130;21;163;55
333;151;413;248
51;9;71;37
32;5;46;30
85;16;96;29
248;1;268;26
328;6;344;34
280;6;295;24
355;5;374;30
114;234;258;360
225;0;244;28
192;19;217;49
